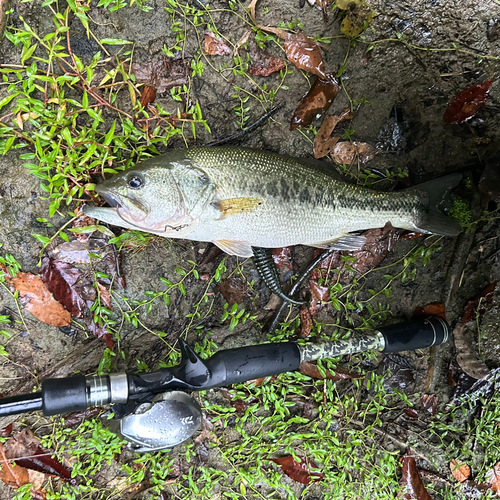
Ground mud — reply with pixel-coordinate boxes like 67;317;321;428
0;0;500;498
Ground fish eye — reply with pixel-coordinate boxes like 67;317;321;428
127;174;144;189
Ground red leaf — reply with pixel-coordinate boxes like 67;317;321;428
404;408;419;419
462;282;497;324
443;79;494;124
308;280;329;302
414;303;446;320
270;455;323;484
290;75;340;130
299;361;364;380
0;424;12;437
399;455;434;500
271;247;293;271
284;34;326;79
41;257;92;318
88;320;113;349
16;447;75;485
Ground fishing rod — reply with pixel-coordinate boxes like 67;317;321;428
0;316;448;452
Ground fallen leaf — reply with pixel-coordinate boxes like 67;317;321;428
97;282;112;309
248;54;285;76
284;33;326;79
404;408;419;419
313;115;341;158
270;455;323;484
337;0;376;38
0;442;30;489
132;54;191;94
63;407;104;428
204;31;231;56
139;85;157;107
299;361;364;380
443;79;494;124
49;240;91;264
421;394;437;416
0;424;12;437
71;208;96;243
1;267;70;327
486;462;500;496
88;319;114;349
462;282;497;324
299;302;316;337
290;74;340;130
271;247;293;271
399;231;425;240
220;389;258;412
41;257;92;318
308;280;329;302
399;455;434;500
200;244;224;265
450;460;471;483
414;303;446;320
453;322;489;379
331;141;378;165
217;277;247;306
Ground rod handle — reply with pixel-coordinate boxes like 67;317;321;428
379;316;449;352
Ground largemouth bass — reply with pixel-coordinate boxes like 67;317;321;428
83;147;462;257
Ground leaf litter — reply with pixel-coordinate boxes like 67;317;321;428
204;31;231;56
443;79;494;124
399;455;434;500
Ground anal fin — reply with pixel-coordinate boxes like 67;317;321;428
214;239;254;258
311;234;367;252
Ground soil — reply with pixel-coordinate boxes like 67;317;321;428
0;0;499;498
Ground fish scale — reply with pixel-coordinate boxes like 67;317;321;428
83;147;462;258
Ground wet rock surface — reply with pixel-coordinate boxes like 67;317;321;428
0;0;499;498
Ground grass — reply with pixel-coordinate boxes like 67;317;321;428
0;0;499;499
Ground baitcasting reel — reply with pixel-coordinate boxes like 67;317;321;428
0;317;449;452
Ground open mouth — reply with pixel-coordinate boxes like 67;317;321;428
96;189;121;209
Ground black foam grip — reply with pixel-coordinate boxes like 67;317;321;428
42;375;88;416
204;342;301;388
379;316;450;352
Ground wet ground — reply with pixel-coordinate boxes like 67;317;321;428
0;0;500;498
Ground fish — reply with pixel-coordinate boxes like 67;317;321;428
83;147;463;258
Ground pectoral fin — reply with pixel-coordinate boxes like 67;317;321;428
214;197;263;218
214;239;254;258
311;234;367;251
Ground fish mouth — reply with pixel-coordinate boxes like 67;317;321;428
97;190;121;209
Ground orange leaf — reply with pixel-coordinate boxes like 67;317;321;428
5;270;71;327
0;443;30;489
450;460;471;483
414;303;446;320
204;31;231;56
284;34;326;79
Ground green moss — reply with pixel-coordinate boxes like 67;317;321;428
449;195;471;226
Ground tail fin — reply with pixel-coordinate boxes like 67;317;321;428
408;173;463;236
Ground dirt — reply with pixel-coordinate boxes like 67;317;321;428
0;0;500;498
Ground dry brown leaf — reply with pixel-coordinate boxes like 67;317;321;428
450;460;471;483
217;277;247;306
453;323;489;379
0;443;29;489
204;31;231;56
97;282;112;309
248;56;285;77
399;455;434;500
331;141;378;165
414;303;446;320
421;394;438;416
139;85;157;108
299;361;363;380
290;75;340;130
3;268;71;327
486;462;500;496
313;115;341;158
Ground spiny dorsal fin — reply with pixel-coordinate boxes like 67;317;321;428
214;239;254;258
214;197;263;218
